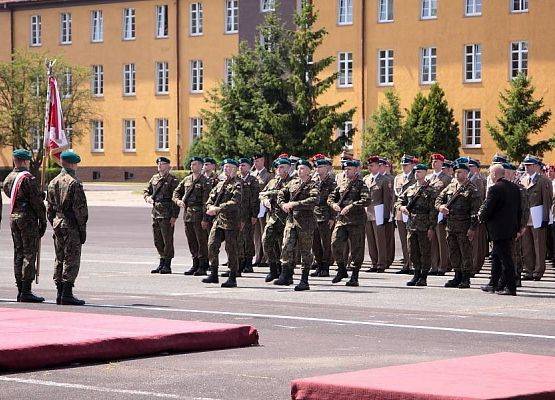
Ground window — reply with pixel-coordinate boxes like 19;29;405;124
123;63;136;96
225;0;239;33
225;58;235;85
338;0;353;24
420;47;437;84
465;0;481;16
190;3;203;35
261;0;275;12
156;62;169;94
123;119;136;152
62;68;72;98
338;52;353;87
92;65;104;96
378;49;394;85
30;15;41;46
191;118;203;140
464;110;481;147
156;5;169;38
511;0;528;13
337;121;354;151
91;10;103;42
465;44;482;82
511;41;528;78
190;60;203;92
31;127;41;152
60;12;72;44
156;118;169;151
92;120;104;152
123;8;136;40
421;0;437;19
378;0;393;22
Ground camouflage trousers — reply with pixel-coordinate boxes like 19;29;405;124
408;230;431;273
280;223;314;273
53;227;82;284
238;220;255;261
152;218;175;259
312;220;334;266
208;226;239;274
331;224;365;268
262;220;285;264
446;229;473;274
10;217;39;283
185;220;208;262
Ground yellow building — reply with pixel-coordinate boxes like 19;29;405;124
0;0;554;179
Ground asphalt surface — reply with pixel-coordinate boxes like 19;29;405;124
0;206;554;400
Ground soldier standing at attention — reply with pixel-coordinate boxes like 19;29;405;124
47;151;88;306
144;157;180;274
203;157;219;187
435;162;481;289
328;159;369;286
467;158;488;276
3;149;47;302
251;154;272;269
202;159;243;288
173;157;212;276
275;160;319;291
380;158;396;269
396;164;437;287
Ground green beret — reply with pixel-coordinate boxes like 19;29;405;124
453;162;469;172
273;157;291;167
13;149;32;160
221;158;239;167
60;150;81;164
156;156;170;164
238;157;253;166
343;159;361;168
502;162;517;171
203;157;216;165
297;159;313;169
188;156;204;165
413;163;429;171
315;158;332;167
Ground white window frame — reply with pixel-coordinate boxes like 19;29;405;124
463;109;481;148
378;49;394;86
465;0;482;16
420;47;437;84
123;119;136;152
261;0;275;12
511;0;528;13
123;8;136;40
190;60;204;93
191;117;203;140
91;10;103;43
421;0;438;19
156;61;169;95
156;5;169;38
156;118;169;151
225;58;235;85
190;2;203;36
338;0;353;25
464;44;482;82
60;12;72;44
378;0;394;23
92;120;104;152
30;15;42;46
225;0;239;34
510;41;528;78
338;52;353;88
123;63;136;96
92;65;104;97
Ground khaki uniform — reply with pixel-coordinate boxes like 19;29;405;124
47;168;88;284
252;167;273;265
312;173;337;267
427;171;452;272
260;175;291;266
364;174;393;271
394;171;415;270
470;172;488;274
238;173;260;263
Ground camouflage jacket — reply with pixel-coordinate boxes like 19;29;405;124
204;171;220;188
259;175;291;226
3;167;46;224
172;173;212;223
314;173;337;222
435;179;481;232
239;173;260;222
395;182;437;232
206;176;242;230
144;172;180;219
252;167;273;192
327;176;370;227
46;168;88;235
277;177;319;231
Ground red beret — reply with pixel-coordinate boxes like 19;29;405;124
312;153;326;161
367;156;380;164
430;153;445;162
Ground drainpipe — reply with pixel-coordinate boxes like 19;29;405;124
175;0;182;169
360;0;366;131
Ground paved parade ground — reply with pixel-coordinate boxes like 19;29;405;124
1;187;554;399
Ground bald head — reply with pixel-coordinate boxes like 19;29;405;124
489;163;505;183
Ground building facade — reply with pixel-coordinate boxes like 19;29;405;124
0;0;553;180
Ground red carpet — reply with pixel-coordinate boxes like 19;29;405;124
291;352;555;400
0;308;258;372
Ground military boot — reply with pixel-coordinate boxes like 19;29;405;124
242;259;254;273
19;280;45;303
294;270;310;291
265;262;279;283
151;258;164;273
332;264;349;283
345;269;360;287
319;264;330;277
202;266;219;283
184;258;199;275
221;270;237;288
274;264;292;286
16;281;22;302
458;272;471;289
407;268;421;286
194;260;208;276
60;283;85;306
416;270;428;286
445;271;462;288
310;263;322;277
56;282;63;305
159;259;172;274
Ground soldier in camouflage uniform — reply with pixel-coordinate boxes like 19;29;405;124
435;162;481;289
260;157;292;283
275;160;319;291
203;159;243;288
328;159;370;286
144;157;180;274
203;157;220;188
173;157;212;276
311;157;337;278
395;164;437;287
2;149;47;302
47;151;88;306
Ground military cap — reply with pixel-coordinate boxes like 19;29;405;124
188;156;204;165
252;153;265;160
453;162;469;172
502;162;517;171
378;157;388;165
367;155;380;164
442;160;454;169
13;149;32;160
430;153;445;162
315;158;332;167
400;154;416;165
523;154;541;165
203;157;217;165
238;157;253;166
492;153;508;164
273;157;291;167
455;156;470;164
413;163;429;172
61;150;81;164
156;156;171;164
221;158;239;167
289;155;301;163
296;159;313;169
468;158;480;168
343;159;361;168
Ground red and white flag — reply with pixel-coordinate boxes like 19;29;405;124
43;76;69;165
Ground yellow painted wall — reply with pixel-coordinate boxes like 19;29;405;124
0;10;12;167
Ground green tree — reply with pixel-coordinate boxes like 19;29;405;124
402;91;427;160
487;73;553;163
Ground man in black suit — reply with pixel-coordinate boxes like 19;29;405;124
478;164;524;295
